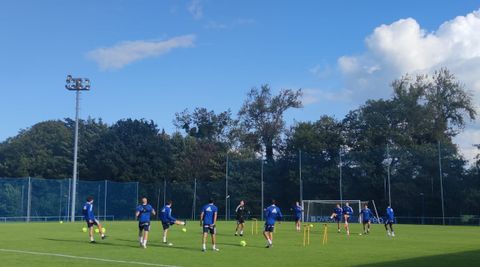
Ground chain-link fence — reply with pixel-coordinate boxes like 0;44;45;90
1;142;479;225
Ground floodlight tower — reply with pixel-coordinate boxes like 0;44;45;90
65;75;90;222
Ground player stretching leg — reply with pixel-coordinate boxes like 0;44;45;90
384;205;395;237
330;204;343;233
160;200;186;246
135;197;156;248
360;204;374;234
82;196;106;243
293;201;303;232
342;202;353;236
263;199;283;248
234;200;247;236
200;199;219;252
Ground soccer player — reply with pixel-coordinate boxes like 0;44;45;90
342;202;354;236
160;200;186;245
293;201;303;232
330;203;343;233
82;196;106;243
200;199;219;252
135;197;156;248
264;199;283;248
360;204;374;234
234;200;247;236
384;205;395;237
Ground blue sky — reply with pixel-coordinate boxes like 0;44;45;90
1;0;479;160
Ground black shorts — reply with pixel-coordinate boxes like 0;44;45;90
264;224;275;232
363;220;371;224
162;221;174;230
86;219;99;228
295;216;301;222
236;217;245;224
334;216;341;222
139;221;151;231
385;219;394;225
203;224;216;235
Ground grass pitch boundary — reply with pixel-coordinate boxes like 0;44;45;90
0;248;182;267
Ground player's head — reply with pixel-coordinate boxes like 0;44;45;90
86;196;94;203
271;199;276;205
239;200;244;205
364;204;368;208
167;200;173;206
141;197;147;204
336;203;340;208
295;201;300;206
208;199;214;204
345;202;349;206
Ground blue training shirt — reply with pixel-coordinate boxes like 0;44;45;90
343;205;353;215
294;205;303;218
386;207;395;221
361;208;373;220
160;205;176;223
83;202;95;221
201;203;218;225
265;205;283;225
334;207;343;216
136;204;154;223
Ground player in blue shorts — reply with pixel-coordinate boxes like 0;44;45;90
135;197;156;248
343;202;354;236
330;203;343;233
293;201;303;232
264;200;283;248
160;200;186;246
82;196;106;243
360;204;374;234
200;199;219;252
384;205;395;237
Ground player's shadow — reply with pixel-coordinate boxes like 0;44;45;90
40;238;139;248
353;249;480;267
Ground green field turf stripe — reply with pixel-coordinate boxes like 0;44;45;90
0;248;181;267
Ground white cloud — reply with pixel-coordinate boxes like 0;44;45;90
187;0;203;20
337;9;480;163
87;35;195;70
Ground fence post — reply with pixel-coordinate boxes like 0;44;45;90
192;178;197;220
104;180;107;220
27;177;32;223
261;158;264;221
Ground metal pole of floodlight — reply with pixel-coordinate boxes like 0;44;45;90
65;75;91;222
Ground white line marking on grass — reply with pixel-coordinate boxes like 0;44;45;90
0;248;181;267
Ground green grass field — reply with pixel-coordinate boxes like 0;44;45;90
0;221;478;267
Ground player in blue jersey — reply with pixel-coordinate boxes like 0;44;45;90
200;199;219;252
292;201;303;232
82;196;106;243
135;197;156;248
330;203;343;233
264;200;283;248
343;202;354;236
160;200;186;246
360;204;374;234
384;205;395;237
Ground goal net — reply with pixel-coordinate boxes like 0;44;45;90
301;200;371;223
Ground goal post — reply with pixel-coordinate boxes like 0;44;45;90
301;200;370;223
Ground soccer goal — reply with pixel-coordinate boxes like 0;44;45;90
301;200;371;223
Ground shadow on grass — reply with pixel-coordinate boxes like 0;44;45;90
353;250;480;267
40;238;138;248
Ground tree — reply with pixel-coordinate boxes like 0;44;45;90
238;85;302;161
424;68;476;139
173;107;234;144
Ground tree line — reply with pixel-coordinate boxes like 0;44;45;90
0;68;479;218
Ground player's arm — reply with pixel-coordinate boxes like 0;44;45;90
135;211;140;220
151;208;156;216
213;211;217;225
200;211;204;226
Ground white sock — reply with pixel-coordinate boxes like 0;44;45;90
143;239;148;246
139;236;143;243
240;230;243;235
213;245;217;250
202;243;206;250
181;222;185;225
268;239;272;245
163;236;167;243
90;236;94;242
